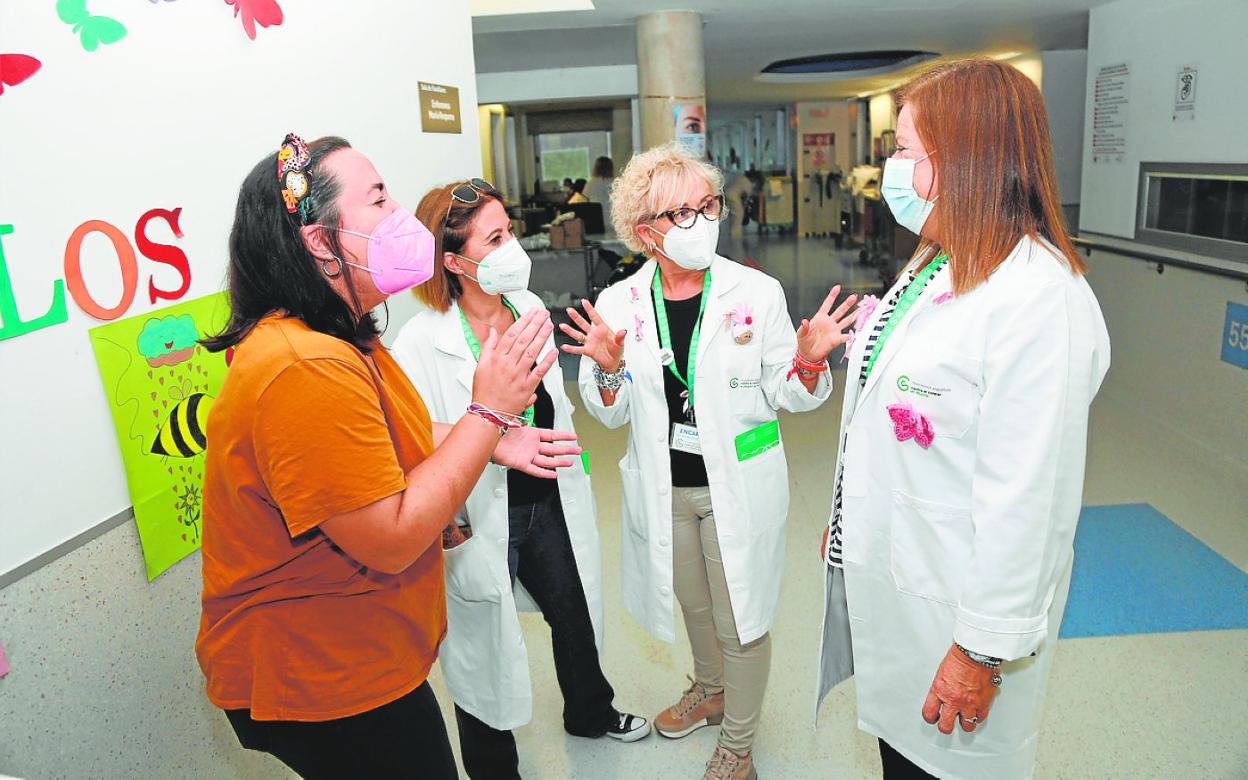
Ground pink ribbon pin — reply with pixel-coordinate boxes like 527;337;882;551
854;294;880;329
887;402;934;449
841;294;879;363
634;313;645;342
933;291;954;306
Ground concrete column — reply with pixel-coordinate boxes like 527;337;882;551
636;10;706;153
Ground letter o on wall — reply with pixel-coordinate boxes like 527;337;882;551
63;220;138;320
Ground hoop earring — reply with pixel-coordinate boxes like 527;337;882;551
321;256;344;279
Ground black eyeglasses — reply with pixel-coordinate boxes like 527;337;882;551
654;195;726;229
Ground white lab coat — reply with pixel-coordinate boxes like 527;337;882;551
579;256;830;645
392;289;603;731
815;237;1111;779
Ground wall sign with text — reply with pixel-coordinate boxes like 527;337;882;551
419;82;462;134
1221;301;1248;370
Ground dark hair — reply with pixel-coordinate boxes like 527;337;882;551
592;156;614;178
412;181;504;312
572;178;587;194
202;136;382;353
562;178;573;188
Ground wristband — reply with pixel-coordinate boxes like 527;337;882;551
467;402;527;435
787;351;829;381
592;358;628;392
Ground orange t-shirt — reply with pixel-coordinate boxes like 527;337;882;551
195;314;445;722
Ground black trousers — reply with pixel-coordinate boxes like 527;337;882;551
879;739;937;779
455;490;617;780
225;681;457;779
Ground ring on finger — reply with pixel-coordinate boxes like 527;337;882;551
968;716;979;724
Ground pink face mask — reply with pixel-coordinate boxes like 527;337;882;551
334;208;435;295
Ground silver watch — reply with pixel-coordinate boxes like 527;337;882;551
956;642;1003;669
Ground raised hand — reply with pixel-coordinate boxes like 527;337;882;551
473;308;556;415
797;285;858;363
560;299;627;373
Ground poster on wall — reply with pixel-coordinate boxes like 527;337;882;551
419;82;462;134
87;292;231;580
1173;64;1197;122
1091;62;1130;163
674;102;706;158
803;133;834;169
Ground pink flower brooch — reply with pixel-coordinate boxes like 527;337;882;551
726;302;755;344
886;401;934;449
842;294;879;362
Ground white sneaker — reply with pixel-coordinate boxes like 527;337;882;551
605;712;652;743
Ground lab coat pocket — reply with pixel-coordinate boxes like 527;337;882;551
738;444;788;538
888;490;972;605
444;535;505;603
726;375;770;423
892;351;980;440
619;463;649;542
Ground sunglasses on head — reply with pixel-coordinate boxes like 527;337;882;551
451;178;493;205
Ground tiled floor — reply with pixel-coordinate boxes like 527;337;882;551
426;232;1248;778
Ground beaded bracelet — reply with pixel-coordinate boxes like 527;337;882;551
466;402;528;435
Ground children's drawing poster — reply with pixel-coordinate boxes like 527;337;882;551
87;292;230;580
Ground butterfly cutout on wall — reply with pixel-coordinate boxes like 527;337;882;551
224;0;284;41
56;0;127;52
0;54;42;96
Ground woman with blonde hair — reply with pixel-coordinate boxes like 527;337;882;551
564;143;857;780
815;59;1110;778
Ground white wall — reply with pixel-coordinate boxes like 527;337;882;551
476;64;639;104
1085;248;1247;470
0;1;480;774
1041;50;1088;206
0;1;481;581
1079;0;1248;238
1077;0;1248;479
868;92;896;149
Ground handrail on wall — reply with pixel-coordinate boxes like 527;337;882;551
1072;235;1248;284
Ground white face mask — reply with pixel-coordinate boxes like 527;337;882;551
881;153;939;236
649;215;719;271
457;238;532;294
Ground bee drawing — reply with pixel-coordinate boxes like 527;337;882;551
151;392;214;458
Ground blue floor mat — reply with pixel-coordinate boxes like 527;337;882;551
1060;504;1248;638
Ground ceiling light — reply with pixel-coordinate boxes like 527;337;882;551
757;50;939;83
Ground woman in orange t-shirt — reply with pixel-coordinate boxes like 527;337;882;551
196;133;579;779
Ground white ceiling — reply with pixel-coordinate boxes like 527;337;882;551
473;0;1106;108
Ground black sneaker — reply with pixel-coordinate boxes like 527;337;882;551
605;711;652;743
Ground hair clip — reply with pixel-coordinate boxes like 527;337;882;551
277;132;312;219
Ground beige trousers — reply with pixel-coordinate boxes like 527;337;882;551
671;486;772;754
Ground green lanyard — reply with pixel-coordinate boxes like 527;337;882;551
458;297;535;425
862;254;949;383
652;267;713;412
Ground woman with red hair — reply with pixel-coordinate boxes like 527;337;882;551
815;59;1111;778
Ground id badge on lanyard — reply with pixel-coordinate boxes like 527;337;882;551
670;422;702;455
654;268;712;459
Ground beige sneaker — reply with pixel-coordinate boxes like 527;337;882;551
703;745;757;780
654;676;724;739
